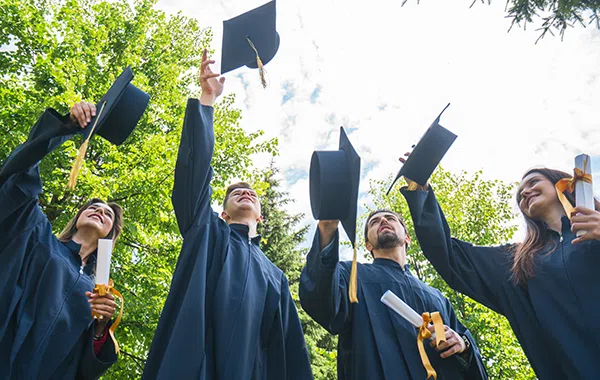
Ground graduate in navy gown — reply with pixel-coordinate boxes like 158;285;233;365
299;210;488;380
142;50;313;380
400;166;600;379
0;102;122;379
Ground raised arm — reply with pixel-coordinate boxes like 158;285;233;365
171;50;226;236
0;103;91;226
299;220;353;335
401;187;510;315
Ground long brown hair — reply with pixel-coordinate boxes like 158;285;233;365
511;168;599;284
57;198;124;244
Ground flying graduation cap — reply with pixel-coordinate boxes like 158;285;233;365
309;127;361;303
386;103;456;194
68;67;150;189
221;0;280;88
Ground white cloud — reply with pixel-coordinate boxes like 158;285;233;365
157;0;600;259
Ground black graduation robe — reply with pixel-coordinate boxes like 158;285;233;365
299;229;488;380
401;187;600;379
142;100;313;379
0;109;117;379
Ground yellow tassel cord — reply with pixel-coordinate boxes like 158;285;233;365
555;155;592;219
417;312;446;380
348;244;358;303
246;37;267;89
67;101;107;190
93;279;125;354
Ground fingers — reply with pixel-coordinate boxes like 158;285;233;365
202;48;207;62
88;292;115;300
89;298;117;309
81;102;92;124
572;234;593;244
71;102;86;127
92;306;114;320
219;77;226;85
571;222;596;234
440;340;464;358
70;101;97;128
201;59;216;72
201;72;220;81
574;206;597;216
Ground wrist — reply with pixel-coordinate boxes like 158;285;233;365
94;321;108;337
460;334;471;353
200;93;216;106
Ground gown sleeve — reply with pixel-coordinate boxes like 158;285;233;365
299;228;353;335
171;100;216;237
401;187;512;315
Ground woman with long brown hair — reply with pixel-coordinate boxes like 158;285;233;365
400;166;600;379
0;101;127;379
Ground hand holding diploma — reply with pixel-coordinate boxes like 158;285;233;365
381;290;467;379
88;238;125;353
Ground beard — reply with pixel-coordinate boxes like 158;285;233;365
373;231;402;250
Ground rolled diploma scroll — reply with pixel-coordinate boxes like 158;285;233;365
575;154;594;237
381;290;423;329
96;238;113;286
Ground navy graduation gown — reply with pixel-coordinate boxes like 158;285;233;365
142;100;312;379
401;187;600;379
299;230;487;380
0;109;117;379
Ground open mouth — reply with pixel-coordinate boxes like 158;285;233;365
527;194;539;209
89;214;104;224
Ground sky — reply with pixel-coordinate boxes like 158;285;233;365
157;0;600;259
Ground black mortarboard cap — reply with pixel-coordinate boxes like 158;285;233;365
80;66;150;145
387;103;456;194
221;1;280;76
310;127;361;244
68;66;149;189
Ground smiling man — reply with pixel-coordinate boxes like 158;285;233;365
142;50;312;380
299;209;488;380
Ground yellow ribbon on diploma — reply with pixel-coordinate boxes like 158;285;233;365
417;311;446;380
93;279;124;354
555;156;592;219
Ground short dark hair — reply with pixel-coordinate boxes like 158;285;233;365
222;182;254;209
363;209;408;245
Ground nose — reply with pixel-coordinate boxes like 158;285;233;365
97;208;105;215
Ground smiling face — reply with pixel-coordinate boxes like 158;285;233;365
517;172;562;220
364;210;410;255
221;182;262;223
75;202;115;238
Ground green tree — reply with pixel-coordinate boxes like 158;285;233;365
403;0;600;41
258;165;337;380
368;167;536;379
0;0;277;377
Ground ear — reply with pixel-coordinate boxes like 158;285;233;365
221;210;230;222
405;234;411;246
257;215;264;224
365;240;374;253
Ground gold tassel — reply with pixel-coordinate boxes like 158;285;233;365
67;101;107;190
246;37;267;89
349;244;358;303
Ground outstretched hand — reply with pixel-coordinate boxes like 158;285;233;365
399;150;429;190
199;49;226;106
